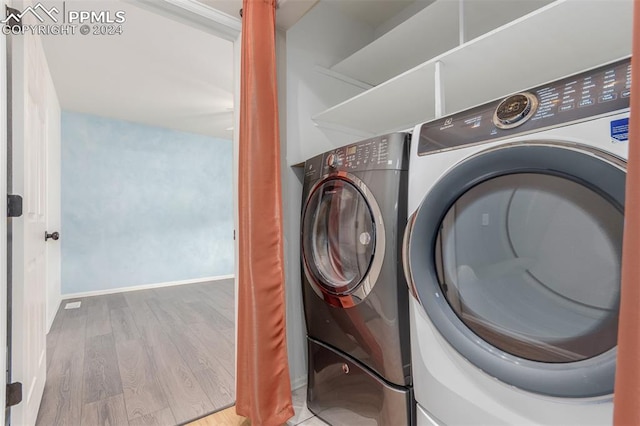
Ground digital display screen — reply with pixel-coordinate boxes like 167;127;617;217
346;146;357;155
496;94;530;122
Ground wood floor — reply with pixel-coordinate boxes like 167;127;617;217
36;279;236;426
189;406;250;426
187;389;329;426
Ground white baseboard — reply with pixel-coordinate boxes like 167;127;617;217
62;274;235;300
291;375;307;391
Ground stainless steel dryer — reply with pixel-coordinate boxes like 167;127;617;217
301;133;413;425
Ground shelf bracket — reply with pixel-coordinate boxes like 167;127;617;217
314;66;375;91
459;0;466;45
434;61;445;118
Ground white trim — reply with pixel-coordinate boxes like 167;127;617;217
458;0;465;44
61;275;235;300
46;297;61;334
128;0;241;41
0;0;8;420
434;60;445;118
232;30;241;388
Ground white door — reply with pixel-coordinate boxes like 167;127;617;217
10;29;49;426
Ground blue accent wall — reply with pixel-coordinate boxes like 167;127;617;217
61;111;234;295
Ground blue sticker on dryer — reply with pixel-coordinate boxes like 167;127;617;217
610;118;629;143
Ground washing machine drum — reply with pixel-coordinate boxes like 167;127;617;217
302;175;385;306
406;142;625;398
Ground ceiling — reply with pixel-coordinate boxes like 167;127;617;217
199;0;319;30
197;0;241;18
39;0;445;140
41;0;319;139
41;0;235;139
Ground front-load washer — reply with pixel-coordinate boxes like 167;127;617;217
404;58;630;425
301;133;413;425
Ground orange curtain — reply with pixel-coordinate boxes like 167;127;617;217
614;1;640;424
235;0;294;425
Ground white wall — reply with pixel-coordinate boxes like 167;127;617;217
277;29;306;389
285;2;376;165
373;0;435;39
281;3;378;387
60;112;234;296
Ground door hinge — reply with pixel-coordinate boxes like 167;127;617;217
6;382;22;407
7;195;22;218
4;6;22;29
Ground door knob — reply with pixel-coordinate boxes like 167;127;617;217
45;231;59;241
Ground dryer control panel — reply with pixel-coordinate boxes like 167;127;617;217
304;132;408;182
418;58;631;155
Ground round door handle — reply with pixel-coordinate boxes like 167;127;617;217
45;231;59;241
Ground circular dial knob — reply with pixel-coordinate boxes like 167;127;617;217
326;153;338;168
493;92;538;129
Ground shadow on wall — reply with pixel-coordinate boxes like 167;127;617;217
61;111;234;295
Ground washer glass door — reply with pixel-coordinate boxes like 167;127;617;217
303;177;376;296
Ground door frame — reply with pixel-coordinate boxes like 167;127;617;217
1;1;242;424
1;0;9;422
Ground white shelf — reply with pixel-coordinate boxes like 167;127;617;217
330;0;460;86
461;0;554;42
313;0;633;136
444;0;633;114
313;62;437;136
329;0;554;87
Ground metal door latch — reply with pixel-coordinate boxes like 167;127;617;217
6;382;22;407
7;194;22;218
45;231;60;241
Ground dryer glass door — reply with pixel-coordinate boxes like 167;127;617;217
436;173;622;363
303;178;376;295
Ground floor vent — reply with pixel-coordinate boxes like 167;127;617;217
64;301;81;309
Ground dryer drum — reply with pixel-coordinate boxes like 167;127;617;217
406;142;626;398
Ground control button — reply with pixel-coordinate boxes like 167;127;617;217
493;92;538;129
578;98;594;108
598;93;618;103
559;103;575;112
622;90;631;98
326;153;337;168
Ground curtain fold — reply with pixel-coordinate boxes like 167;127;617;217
235;0;294;425
613;1;640;424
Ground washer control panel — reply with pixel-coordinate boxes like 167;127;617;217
304;133;407;182
418;58;631;155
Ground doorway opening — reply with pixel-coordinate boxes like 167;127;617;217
6;1;240;425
